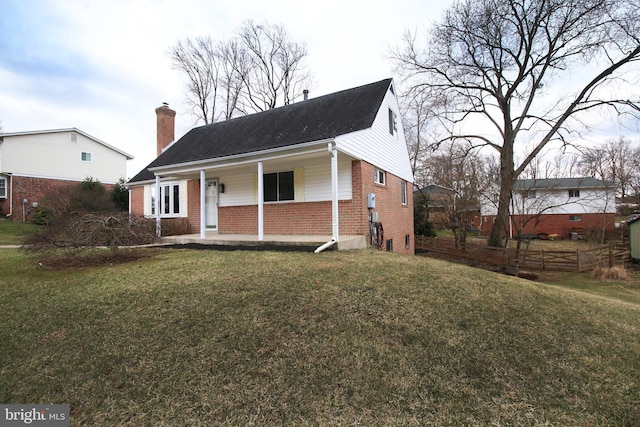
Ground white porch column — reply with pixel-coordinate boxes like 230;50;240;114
258;161;264;241
155;175;161;238
200;170;206;239
329;142;339;241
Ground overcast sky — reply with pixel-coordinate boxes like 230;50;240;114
0;0;453;178
1;0;637;180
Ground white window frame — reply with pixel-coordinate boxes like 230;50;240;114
81;152;92;162
388;108;398;136
0;177;6;199
568;189;580;198
150;182;182;218
374;168;386;186
401;180;407;205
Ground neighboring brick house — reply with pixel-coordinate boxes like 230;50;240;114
128;79;415;253
480;177;616;239
0;128;133;221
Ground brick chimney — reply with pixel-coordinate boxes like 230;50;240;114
156;102;176;156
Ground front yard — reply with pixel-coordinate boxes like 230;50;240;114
1;247;639;425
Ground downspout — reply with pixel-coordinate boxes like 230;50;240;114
314;141;339;253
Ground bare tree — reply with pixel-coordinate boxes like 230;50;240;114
235;20;312;113
578;137;638;199
170;21;313;124
392;0;640;247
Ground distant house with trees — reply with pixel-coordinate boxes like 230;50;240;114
0;128;132;222
480;177;616;240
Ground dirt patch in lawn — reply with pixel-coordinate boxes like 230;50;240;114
34;249;159;270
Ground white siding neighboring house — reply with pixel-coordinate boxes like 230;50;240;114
479;177;617;239
0;128;133;221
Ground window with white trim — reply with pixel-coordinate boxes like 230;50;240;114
0;177;6;199
150;183;182;216
401;180;407;205
374;168;386;185
388;108;397;136
568;189;580;197
81;152;92;162
264;171;294;202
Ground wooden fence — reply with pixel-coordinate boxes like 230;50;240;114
415;236;629;272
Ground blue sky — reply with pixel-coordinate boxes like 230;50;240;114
1;0;637;179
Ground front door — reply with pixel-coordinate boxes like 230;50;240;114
205;179;218;230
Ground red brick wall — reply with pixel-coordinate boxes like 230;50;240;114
129;186;144;216
480;213;616;239
356;161;414;254
0;176;114;222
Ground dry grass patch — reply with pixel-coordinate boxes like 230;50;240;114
1;248;639;426
593;265;629;281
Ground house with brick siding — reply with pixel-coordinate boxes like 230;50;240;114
0;128;132;222
128;79;415;253
479;177;616;240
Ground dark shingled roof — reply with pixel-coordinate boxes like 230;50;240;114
513;177;613;190
129;78;392;183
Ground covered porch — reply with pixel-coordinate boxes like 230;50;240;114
159;232;367;252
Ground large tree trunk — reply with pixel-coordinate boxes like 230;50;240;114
489;143;516;247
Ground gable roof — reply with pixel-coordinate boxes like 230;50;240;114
129;78;393;183
0;128;133;159
513;177;614;191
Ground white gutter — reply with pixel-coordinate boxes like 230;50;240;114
148;139;333;176
315;141;339;253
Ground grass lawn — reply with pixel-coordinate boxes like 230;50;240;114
0;220;39;245
1;248;639;426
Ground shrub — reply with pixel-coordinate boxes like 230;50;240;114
592;266;629;281
161;218;193;236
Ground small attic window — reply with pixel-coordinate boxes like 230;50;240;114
388;109;397;136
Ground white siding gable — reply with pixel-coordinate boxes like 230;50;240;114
0;130;130;184
336;87;414;183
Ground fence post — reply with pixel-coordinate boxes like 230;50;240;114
576;249;581;272
609;244;613;268
541;250;545;270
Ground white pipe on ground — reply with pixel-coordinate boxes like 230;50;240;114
314;238;337;253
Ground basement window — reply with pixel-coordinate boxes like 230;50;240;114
264;171;294;202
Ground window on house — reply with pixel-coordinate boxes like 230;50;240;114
386;239;393;252
388;109;397;136
523;190;536;199
401;180;407;205
150;183;181;216
569;189;580;197
374;168;386;185
0;177;6;199
569;215;582;222
81;152;92;162
405;234;410;248
264;171;294;202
